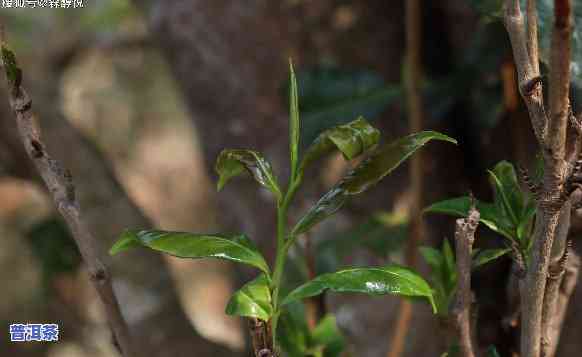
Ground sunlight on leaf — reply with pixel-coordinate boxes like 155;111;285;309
215;149;282;200
226;274;273;321
282;265;436;312
292;131;456;235
299;117;380;176
110;230;270;275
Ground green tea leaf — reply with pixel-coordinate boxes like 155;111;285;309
419;247;443;272
225;274;273;321
472;248;511;269
341;131;457;194
517;200;536;242
299;117;380;176
289;60;301;179
424;196;514;240
442;239;455;280
310;315;346;357
110;230;270;275
292;131;456;235
282;265;436;312
420;245;451;316
215;149;282;200
488;161;524;225
278;303;310;357
442;239;457;296
285;65;401;148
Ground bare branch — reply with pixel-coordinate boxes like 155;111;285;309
564;112;582;173
248;318;276;357
450;206;479;357
504;0;549;146
0;29;135;357
541;241;579;357
505;1;574;356
548;0;573;163
527;0;540;76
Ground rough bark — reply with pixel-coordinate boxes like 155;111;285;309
503;1;574;356
450;207;479;357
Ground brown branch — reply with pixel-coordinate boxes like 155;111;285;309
0;29;135;357
548;0;572;163
248;318;275;357
504;1;574;356
450;206;479;357
526;0;540;76
504;0;549;145
541;241;579;357
387;0;423;356
542;249;580;357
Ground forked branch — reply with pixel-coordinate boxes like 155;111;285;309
0;27;135;357
504;0;548;145
503;1;574;357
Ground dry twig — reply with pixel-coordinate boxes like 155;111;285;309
0;27;135;357
450;205;479;357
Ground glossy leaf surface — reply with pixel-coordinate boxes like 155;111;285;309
292;131;456;235
110;230;270;274
225;274;273;321
289;61;300;178
282;266;436;312
299;117;380;175
215;149;282;200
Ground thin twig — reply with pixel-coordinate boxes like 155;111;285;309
387;0;423;355
0;28;135;357
450;206;479;357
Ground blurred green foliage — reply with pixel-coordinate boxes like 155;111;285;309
26;217;80;293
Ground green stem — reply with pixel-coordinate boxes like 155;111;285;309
270;202;288;346
270;175;302;347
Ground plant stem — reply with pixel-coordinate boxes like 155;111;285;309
270;181;298;347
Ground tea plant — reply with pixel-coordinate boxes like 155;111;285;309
425;161;538;273
109;63;456;355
